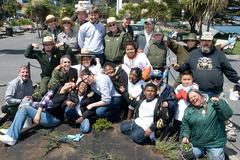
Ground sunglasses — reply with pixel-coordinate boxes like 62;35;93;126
49;19;56;23
109;23;116;27
151;76;162;81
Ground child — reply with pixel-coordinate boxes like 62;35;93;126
120;83;171;144
127;67;145;119
171;70;199;138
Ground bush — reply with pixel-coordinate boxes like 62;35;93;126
9;18;33;26
92;118;113;132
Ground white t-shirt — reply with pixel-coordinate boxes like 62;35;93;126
128;80;145;110
122;52;152;75
135;98;157;130
75;95;84;116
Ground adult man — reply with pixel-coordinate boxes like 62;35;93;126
72;6;88;33
174;32;240;96
118;14;134;40
2;65;33;116
135;18;155;55
147;25;167;70
80;69;122;121
78;7;106;65
48;55;78;89
42;14;61;42
24;36;72;99
168;32;198;65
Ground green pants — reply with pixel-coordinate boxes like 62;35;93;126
40;76;50;95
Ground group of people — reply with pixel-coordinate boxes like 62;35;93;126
0;6;240;160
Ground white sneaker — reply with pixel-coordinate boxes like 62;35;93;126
0;128;8;134
0;134;16;146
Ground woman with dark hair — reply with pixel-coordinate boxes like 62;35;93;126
64;81;100;133
122;41;152;81
181;89;233;159
103;62;128;94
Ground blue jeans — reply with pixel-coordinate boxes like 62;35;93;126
193;147;225;160
120;120;148;144
7;104;61;140
96;96;122;120
65;107;91;133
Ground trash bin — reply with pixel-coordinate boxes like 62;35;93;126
176;33;183;41
6;27;13;36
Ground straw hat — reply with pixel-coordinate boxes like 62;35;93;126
107;17;116;24
76;6;86;13
42;36;54;44
153;26;163;35
61;17;74;26
45;14;56;23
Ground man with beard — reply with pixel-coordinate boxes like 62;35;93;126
118;14;134;40
174;32;240;96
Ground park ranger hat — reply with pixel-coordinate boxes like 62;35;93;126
76;6;86;13
42;36;54;44
200;32;214;40
184;33;198;41
144;18;155;25
61;17;74;26
107;17;116;24
75;48;95;61
153;26;163;35
45;14;56;23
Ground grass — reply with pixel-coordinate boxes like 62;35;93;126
224;40;240;55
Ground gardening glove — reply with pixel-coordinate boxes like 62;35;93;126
227;35;236;45
64;134;84;141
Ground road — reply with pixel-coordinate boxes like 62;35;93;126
0;32;240;159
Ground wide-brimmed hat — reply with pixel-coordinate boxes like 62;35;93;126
75;48;95;60
144;18;155;25
107;17;116;24
61;17;74;26
184;33;198;41
153;26;163;35
42;36;54;44
45;14;56;23
200;32;214;41
76;6;86;13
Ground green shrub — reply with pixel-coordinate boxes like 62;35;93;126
92;118;113;132
9;18;33;26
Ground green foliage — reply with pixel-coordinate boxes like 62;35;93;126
224;41;240;55
2;0;18;18
92;118;113;132
0;121;11;129
154;135;179;160
58;4;74;18
38;129;77;157
180;143;192;152
9;18;33;26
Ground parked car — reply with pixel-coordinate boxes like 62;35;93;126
131;24;144;39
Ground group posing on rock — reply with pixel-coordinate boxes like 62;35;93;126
1;6;240;160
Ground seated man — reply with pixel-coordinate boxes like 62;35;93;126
48;55;78;89
2;65;33;119
80;68;122;121
24;36;73;100
0;82;76;146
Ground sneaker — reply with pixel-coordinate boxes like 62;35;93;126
0;128;8;134
0;134;16;146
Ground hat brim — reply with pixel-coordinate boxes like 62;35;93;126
61;20;74;27
45;17;56;24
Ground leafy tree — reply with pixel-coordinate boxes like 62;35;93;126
2;0;18;18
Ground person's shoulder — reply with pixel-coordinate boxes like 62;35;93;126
8;77;20;85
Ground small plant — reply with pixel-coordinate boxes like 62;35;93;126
92;118;113;132
180;142;192;152
38;129;77;156
88;150;125;160
154;135;179;160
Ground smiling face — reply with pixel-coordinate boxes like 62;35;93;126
129;69;140;84
81;56;92;67
89;12;99;23
188;91;203;107
60;57;71;71
77;11;87;23
47;18;57;29
81;74;94;85
19;67;29;81
104;65;115;77
78;81;88;95
125;44;137;59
